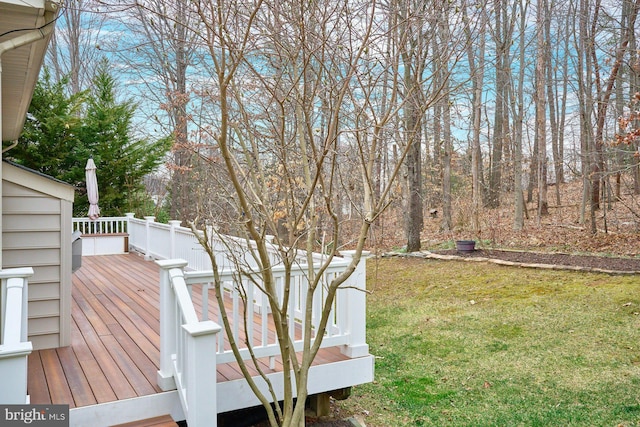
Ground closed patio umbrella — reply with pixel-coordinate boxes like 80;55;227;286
85;157;100;220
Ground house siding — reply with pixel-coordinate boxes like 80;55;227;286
2;163;74;350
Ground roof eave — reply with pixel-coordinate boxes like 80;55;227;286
0;0;60;141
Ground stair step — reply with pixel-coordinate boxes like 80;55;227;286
110;415;178;427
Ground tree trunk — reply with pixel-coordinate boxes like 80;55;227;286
405;103;423;252
535;0;549;221
557;7;571;187
170;2;193;222
400;1;430;253
527;132;538;204
575;0;594;226
545;4;561;207
512;0;528;230
487;0;509;209
440;48;452;231
615;46;625;200
464;6;486;234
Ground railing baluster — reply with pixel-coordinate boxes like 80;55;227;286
232;285;239;344
201;284;209;321
246;279;254;346
261;290;268;347
217;303;225;354
156;260;220;427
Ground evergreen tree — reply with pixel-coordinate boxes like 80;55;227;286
80;58;171;216
8;68;87;186
9;59;171;216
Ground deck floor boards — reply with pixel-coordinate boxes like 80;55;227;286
27;351;50;404
39;348;75;407
28;253;349;408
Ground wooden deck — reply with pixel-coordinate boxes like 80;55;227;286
27;253;348;412
111;415;178;427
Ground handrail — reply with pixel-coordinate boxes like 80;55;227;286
72;216;128;234
156;260;220;427
161;252;368;364
0;267;34;404
73;214;328;270
186;261;351;364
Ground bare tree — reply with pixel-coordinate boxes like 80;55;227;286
437;13;453;232
630;1;640;195
546;0;560;206
463;5;487;234
574;0;596;225
397;0;429;252
388;0;467;251
535;0;549;220
46;0;107;93
591;0;639;231
169;1;411;425
136;0;472;425
106;0;202;222
629;1;640;195
487;0;516;209
511;0;530;230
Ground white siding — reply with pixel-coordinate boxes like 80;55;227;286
3;230;61;249
29;282;60;300
4;214;60;231
2;163;74;350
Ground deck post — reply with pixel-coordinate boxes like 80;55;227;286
143;216;155;260
0;268;34;404
0;342;32;403
338;251;370;358
156;259;188;391
169;220;182;259
183;320;221;427
125;213;135;252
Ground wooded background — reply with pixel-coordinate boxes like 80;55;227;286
18;0;640;254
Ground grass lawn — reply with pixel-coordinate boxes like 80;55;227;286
337;257;640;426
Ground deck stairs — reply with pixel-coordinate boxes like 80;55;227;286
111;414;178;427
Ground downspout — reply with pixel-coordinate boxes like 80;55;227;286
2;140;18;153
0;1;59;269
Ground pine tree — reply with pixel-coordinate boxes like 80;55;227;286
10;59;171;217
9;68;87;185
80;58;171;216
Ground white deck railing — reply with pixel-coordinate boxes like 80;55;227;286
184;259;353;364
74;214;322;270
72;214;369;427
0;267;34;404
73;216;128;234
155;252;368;427
155;260;220;427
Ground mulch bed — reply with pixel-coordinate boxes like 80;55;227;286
251;417;354;427
303;420;354;426
432;249;640;273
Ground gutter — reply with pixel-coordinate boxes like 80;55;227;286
0;0;60;146
0;1;59;56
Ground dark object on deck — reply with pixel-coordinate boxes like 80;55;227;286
72;230;82;272
455;240;476;252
